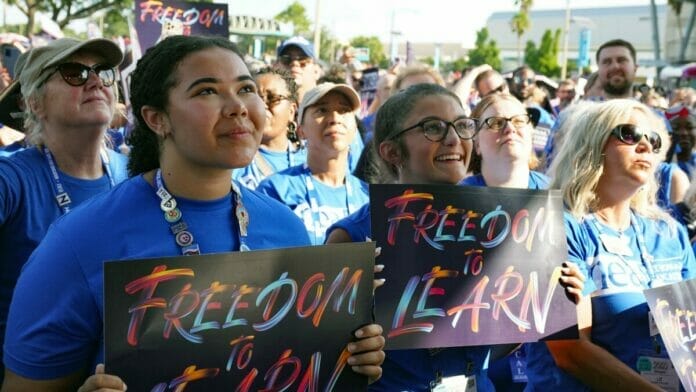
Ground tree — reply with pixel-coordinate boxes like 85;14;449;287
523;28;561;77
467;27;501;70
510;0;533;66
319;26;338;62
8;0;134;36
349;36;387;67
101;8;128;38
274;1;311;36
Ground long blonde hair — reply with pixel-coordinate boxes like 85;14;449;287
549;99;671;222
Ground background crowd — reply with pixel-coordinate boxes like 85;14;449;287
0;31;694;392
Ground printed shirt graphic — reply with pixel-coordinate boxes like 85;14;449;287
567;213;695;372
257;164;369;245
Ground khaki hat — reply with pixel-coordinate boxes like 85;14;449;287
19;38;123;97
298;82;361;123
0;38;123;132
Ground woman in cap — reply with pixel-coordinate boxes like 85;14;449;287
3;35;384;391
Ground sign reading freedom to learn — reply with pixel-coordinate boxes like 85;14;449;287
104;243;374;391
370;184;578;350
135;0;229;52
644;278;696;391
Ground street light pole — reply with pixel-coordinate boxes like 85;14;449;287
313;0;322;60
560;0;571;80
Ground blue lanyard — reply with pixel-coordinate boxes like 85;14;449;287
154;169;250;255
44;147;115;215
588;211;657;287
301;163;357;244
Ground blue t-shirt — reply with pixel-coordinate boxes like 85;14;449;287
0;147;128;365
459;171;550;190
324;200;494;392
233;144;308;190
3;175;310;380
524;212;696;391
257;164;369;245
0;141;25;157
656;162;682;209
677;153;696;180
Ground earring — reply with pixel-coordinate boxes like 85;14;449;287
287;121;298;143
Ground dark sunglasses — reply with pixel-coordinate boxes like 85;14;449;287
513;76;535;85
389;116;478;142
46;62;116;87
278;55;312;67
260;93;289;108
610;124;662;152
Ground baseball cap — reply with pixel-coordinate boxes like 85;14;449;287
0;38;123;132
19;38;123;97
277;36;315;58
297;82;361;123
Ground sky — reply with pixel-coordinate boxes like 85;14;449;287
229;0;667;47
0;0;667;47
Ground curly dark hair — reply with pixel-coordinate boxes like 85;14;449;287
127;35;245;176
254;67;298;104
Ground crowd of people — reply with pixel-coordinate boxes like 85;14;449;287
0;32;694;391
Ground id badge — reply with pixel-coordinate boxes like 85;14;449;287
431;375;476;392
637;350;680;392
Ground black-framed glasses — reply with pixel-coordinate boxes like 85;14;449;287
610;123;662;152
480;114;531;131
389;116;478;142
278;55;312;68
46;62;116;87
260;93;289;108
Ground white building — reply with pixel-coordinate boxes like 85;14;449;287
486;5;667;79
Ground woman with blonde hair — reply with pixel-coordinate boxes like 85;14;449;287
525;99;695;391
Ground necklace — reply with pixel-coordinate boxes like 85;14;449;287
154;169;250;255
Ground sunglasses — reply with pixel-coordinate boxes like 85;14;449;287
390;116;478;142
260;93;289;108
46;62;116;87
278;55;312;68
610;124;662;152
513;76;535;85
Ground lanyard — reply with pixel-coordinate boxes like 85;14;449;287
251;142;298;180
588;211;657;287
44;147;115;215
302;163;357;244
154;169;250;255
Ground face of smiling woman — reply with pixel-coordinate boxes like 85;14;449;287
396;94;472;184
145;47;266;172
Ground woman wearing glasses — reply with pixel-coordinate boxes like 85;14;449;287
233;68;306;189
462;93;549;189
0;38;127;382
525;99;695;391
3;36;385;391
327;83;495;390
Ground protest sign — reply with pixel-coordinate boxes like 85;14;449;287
644;278;696;391
134;0;229;52
370;184;577;350
104;243;374;391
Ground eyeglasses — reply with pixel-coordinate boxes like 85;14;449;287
513;76;535;85
260;93;289;108
610;123;662;152
278;55;312;68
389;116;478;142
480;114;531;131
46;62;116;87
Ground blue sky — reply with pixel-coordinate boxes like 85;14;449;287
229;0;667;46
